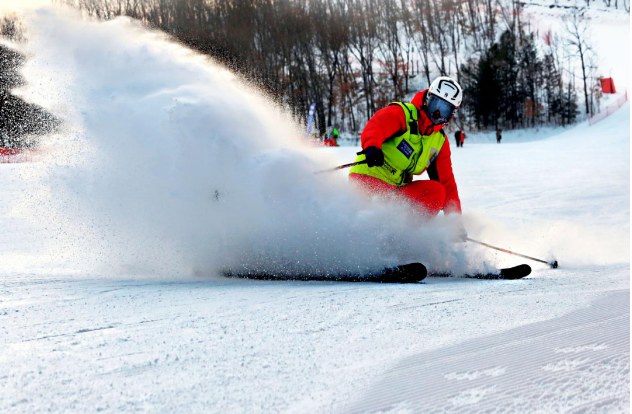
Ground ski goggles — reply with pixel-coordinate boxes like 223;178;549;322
426;94;457;125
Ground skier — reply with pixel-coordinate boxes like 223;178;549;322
459;130;466;147
349;76;466;241
323;128;339;147
454;128;464;148
496;128;502;144
332;128;339;146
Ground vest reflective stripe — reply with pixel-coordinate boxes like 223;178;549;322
350;102;446;187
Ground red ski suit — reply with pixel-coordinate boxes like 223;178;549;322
350;90;462;217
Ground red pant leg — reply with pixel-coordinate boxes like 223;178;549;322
350;174;446;218
397;180;446;217
349;173;397;196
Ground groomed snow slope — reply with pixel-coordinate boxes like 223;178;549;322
0;5;629;414
2;85;630;414
1;107;628;413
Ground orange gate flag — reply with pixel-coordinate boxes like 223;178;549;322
600;78;617;94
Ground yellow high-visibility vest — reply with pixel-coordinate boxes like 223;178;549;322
350;102;446;186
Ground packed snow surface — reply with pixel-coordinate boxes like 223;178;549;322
1;5;629;413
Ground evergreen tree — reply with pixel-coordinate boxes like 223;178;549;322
542;53;563;125
0;17;58;149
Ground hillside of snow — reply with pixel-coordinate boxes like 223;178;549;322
0;4;629;413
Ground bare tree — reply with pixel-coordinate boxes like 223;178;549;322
376;0;404;99
348;0;379;120
565;11;595;115
410;0;432;85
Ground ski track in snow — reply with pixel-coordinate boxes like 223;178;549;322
342;291;629;414
0;4;629;414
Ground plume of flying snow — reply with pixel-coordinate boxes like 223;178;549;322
13;7;478;278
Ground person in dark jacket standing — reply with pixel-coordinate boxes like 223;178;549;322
455;128;464;147
496;128;502;144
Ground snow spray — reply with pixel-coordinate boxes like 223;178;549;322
13;7;477;277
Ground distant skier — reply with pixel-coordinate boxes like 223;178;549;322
459;130;466;147
454;128;464;148
496;128;502;144
323;128;340;147
350;76;466;240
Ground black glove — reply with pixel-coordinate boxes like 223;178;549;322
357;146;384;167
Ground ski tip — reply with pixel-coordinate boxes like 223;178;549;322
381;262;427;283
499;264;531;280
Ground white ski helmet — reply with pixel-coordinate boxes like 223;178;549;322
425;76;462;125
428;76;463;107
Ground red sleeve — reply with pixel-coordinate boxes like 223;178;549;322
360;106;407;149
427;138;462;214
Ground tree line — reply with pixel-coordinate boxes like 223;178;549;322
59;0;611;134
0;0;617;149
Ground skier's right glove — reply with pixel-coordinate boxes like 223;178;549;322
357;146;384;167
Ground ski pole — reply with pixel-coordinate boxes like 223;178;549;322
466;237;558;269
314;160;366;175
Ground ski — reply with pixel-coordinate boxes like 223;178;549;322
223;263;529;283
223;262;427;284
429;264;532;280
378;262;427;283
